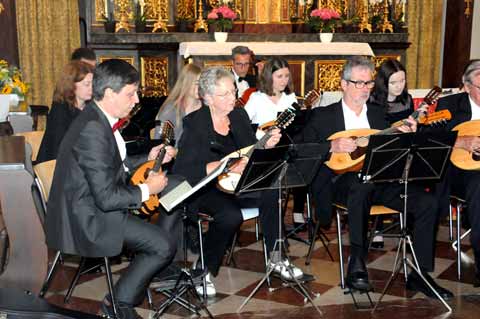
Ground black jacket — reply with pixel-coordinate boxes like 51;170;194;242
436;92;472;130
173;105;256;185
45;102;146;257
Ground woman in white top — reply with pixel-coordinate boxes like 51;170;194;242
244;57;297;126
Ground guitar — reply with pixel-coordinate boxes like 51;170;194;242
216;108;296;193
325;88;452;174
130;120;174;215
450;120;480;170
258;89;322;131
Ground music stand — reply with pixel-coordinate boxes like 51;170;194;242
359;131;457;313
235;143;324;315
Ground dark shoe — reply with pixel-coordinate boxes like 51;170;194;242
345;256;371;291
371;232;384;249
100;297;142;319
406;271;453;299
473;272;480;288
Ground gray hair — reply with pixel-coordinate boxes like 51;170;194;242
198;67;234;100
231;45;251;58
341;56;375;80
462;59;480;84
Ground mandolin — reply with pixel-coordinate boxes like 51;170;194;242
130;120;174;215
216;108;296;193
326;109;451;174
258;89;322;131
450;120;480;170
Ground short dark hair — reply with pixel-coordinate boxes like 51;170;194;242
258;57;293;96
92;59;139;101
71;47;96;62
231;46;251;58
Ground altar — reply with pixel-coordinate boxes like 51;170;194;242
178;41;375;95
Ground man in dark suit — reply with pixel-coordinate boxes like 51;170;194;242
435;59;480;286
45;59;176;319
303;56;452;299
231;45;257;99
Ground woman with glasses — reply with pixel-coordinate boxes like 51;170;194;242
173;67;306;297
154;63;202;143
368;59;413;248
244;57;297;126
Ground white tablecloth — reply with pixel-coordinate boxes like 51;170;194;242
179;42;375;58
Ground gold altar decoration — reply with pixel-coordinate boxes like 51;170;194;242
141;57;169;97
177;0;196;19
358;0;372;32
314;60;344;91
379;0;393;33
152;0;169;32
465;0;472;19
0;3;5;15
194;0;209;32
115;0;132;32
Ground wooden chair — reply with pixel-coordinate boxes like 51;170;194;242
333;203;401;289
35;160;120;318
15;131;44;163
450;195;470;280
29;105;49;131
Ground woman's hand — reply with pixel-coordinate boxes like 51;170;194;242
265;128;281;149
397;116;417;133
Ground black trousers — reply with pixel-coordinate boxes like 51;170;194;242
184;187;279;276
436;165;480;268
334;172;438;272
115;214;176;305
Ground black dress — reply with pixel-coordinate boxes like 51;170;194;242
37;101;81;163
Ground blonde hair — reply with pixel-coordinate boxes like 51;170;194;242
159;64;202;125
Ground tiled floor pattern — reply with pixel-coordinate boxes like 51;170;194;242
43;219;479;318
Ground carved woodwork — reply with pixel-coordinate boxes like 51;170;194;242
141;56;169;97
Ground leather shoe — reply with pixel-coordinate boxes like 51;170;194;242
406;271;453;299
345;256;371;291
100;297;142;319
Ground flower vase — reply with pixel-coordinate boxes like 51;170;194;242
214;32;228;43
319;32;333;43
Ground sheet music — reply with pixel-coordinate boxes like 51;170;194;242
159;159;229;211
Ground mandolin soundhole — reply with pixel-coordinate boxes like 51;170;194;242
472;153;480;161
350;146;367;160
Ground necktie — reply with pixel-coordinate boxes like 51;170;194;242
112;119;124;132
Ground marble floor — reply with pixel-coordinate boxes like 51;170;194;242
40;214;480;319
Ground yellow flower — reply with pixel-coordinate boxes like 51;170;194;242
2;85;13;94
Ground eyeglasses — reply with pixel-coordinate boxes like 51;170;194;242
468;82;480;90
346;79;375;89
234;62;250;68
215;89;237;99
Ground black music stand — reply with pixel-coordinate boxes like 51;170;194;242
235;143;324;315
359;131;457;313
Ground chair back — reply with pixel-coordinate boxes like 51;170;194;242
33;160;56;209
15;131;45;162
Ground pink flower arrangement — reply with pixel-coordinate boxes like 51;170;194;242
307;8;341;33
207;5;237;32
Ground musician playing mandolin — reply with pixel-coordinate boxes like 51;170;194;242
303;56;453;298
45;60;176;319
435;59;480;287
173;67;307;297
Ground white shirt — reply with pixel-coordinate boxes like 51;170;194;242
96;102;149;202
244;91;297;125
232;69;250;98
341;99;370;130
470;96;480;120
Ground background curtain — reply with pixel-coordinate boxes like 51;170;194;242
16;0;80;108
406;0;444;88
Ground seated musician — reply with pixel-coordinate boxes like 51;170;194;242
435;59;480;287
303;56;453;298
244;57;297;126
45;59;176;319
172;67;307;297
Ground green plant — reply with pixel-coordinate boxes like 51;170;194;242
0;59;29;98
134;2;146;24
